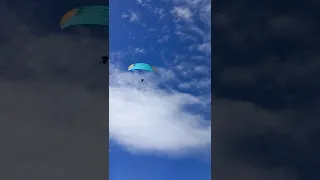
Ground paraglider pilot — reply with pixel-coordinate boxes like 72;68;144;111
141;79;144;82
100;56;108;64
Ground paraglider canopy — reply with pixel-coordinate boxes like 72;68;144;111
60;5;109;29
128;63;156;72
128;63;156;82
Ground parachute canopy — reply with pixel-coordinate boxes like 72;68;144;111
128;63;156;72
60;5;109;29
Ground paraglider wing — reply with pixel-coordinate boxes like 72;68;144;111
60;5;109;29
128;63;156;72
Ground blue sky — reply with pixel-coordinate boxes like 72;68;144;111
109;0;211;179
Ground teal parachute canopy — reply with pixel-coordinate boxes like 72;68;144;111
60;5;109;29
128;63;156;72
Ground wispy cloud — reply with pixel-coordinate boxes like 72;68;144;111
157;35;170;43
197;43;211;55
129;47;146;54
136;0;151;5
154;7;168;20
171;6;193;22
121;10;141;22
109;47;146;63
175;31;197;42
178;78;210;90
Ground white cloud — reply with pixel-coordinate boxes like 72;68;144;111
197;43;211;55
175;31;197;41
147;27;157;32
172;59;210;82
194;65;210;75
136;0;153;10
132;47;146;54
190;55;208;61
170;0;211;53
121;10;141;22
179;82;193;89
199;3;211;26
156;67;177;82
171;6;193;21
118;46;147;56
109;64;211;156
174;62;190;71
161;25;170;33
109;47;146;63
157;35;170;43
189;25;206;38
178;78;211;90
137;0;151;5
154;7;164;16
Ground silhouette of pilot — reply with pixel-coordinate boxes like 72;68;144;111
100;56;108;64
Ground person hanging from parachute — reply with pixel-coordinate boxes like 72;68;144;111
60;5;109;64
128;63;156;82
99;56;109;64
